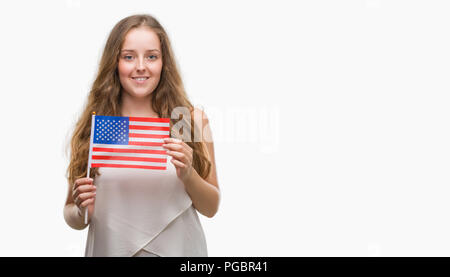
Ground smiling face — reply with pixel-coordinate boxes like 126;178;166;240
118;26;163;100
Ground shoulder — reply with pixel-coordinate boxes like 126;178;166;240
191;107;209;125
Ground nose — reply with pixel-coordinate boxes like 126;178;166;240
136;56;145;71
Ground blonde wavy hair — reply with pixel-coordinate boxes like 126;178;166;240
66;14;211;187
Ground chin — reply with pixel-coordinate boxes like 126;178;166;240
126;88;154;98
133;92;153;98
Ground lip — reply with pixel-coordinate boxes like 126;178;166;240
131;77;149;84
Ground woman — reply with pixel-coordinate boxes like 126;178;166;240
63;14;220;257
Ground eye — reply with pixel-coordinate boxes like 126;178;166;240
123;55;133;60
148;55;157;60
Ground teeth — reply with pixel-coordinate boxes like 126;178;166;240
133;77;148;81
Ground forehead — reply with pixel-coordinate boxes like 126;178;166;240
121;26;161;51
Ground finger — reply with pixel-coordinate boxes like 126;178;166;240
170;158;187;168
162;143;183;151
74;177;93;187
167;151;190;164
162;138;192;152
78;192;96;202
75;195;85;208
163;137;182;144
73;184;96;199
74;195;82;207
175;140;192;154
180;141;193;153
73;178;93;189
80;198;95;208
75;197;81;207
164;142;192;157
77;184;97;193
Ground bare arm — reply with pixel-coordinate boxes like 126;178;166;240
183;109;220;218
184;166;220;218
64;203;88;230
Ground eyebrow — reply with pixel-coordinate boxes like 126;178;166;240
121;49;161;53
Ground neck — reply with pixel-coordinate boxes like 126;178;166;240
120;91;158;118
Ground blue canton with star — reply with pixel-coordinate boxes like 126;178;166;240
93;115;129;145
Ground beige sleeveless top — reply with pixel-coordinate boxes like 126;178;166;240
84;155;208;257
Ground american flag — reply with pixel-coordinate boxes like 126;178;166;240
87;115;170;170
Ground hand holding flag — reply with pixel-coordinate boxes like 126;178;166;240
162;137;194;183
72;177;96;223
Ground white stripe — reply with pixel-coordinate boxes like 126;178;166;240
93;143;165;150
91;160;167;167
129;121;170;127
129;129;170;135
129;137;164;143
92;152;167;159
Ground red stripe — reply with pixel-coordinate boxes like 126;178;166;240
129;125;170;131
92;155;166;163
129;117;170;123
129;141;163;146
129;133;170;138
91;164;166;170
93;147;166;155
